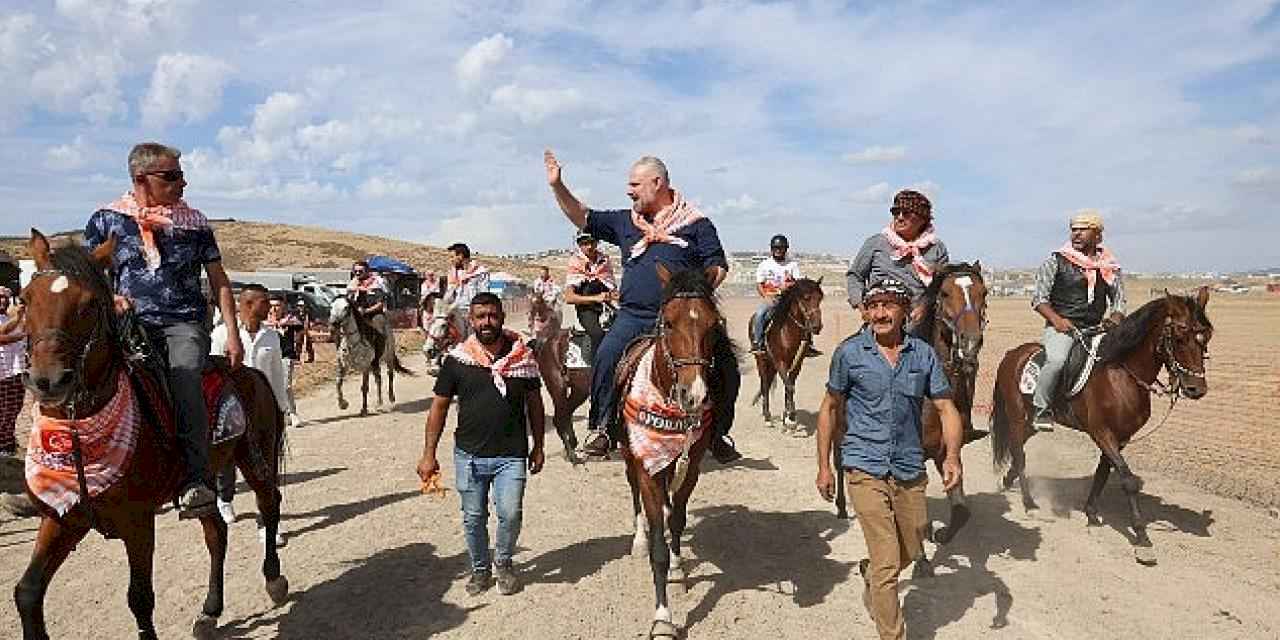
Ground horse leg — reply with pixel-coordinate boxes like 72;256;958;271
627;461;648;558
335;362;348;411
385;357;396;405
640;472;677;639
193;514;226;639
15;517;89;640
783;379;799;434
757;357;774;428
372;365;384;409
1083;453;1112;527
238;448;289;604
359;370;370;416
668;460;703;588
1093;434;1154;564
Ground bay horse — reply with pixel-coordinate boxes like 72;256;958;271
750;277;824;435
16;230;287;639
617;264;721;640
528;294;591;462
990;288;1212;565
330;296;412;416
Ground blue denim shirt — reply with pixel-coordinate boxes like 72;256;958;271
827;327;951;481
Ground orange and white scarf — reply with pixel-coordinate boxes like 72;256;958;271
623;344;712;476
25;369;140;516
881;225;939;286
629;191;706;260
566;250;616;290
447;330;539;396
106;192;209;270
1055;243;1120;304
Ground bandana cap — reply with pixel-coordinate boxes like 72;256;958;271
864;278;912;306
1070;209;1104;231
890;189;932;219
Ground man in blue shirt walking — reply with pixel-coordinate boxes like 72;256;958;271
815;278;963;640
544;150;741;463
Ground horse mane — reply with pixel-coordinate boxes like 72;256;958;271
920;262;984;339
1098;295;1212;364
49;240;114;307
773;278;822;327
661;268;718;308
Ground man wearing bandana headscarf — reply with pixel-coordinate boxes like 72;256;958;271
1029;209;1126;429
846;190;950;336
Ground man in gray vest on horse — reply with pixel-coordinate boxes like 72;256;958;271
1030;210;1127;429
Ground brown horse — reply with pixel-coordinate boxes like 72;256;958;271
528;294;591;461
16;230;288;639
990;289;1212;565
618;265;720;639
750;277;824;435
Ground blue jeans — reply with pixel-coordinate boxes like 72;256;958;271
751;299;779;347
1033;327;1076;411
455;447;528;572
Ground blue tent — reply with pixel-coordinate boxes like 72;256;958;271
366;255;416;274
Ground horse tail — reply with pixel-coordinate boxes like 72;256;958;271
990;367;1012;472
390;351;415;376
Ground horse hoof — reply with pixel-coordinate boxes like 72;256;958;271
912;559;935;579
266;575;290;605
1133;547;1158;566
192;613;218;639
933;526;954;545
649;619;680;639
359;409;368;417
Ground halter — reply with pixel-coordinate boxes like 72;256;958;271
933;273;986;375
655;290;715;383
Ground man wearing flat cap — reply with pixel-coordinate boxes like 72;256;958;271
816;277;963;640
1030;209;1126;429
846;189;949;335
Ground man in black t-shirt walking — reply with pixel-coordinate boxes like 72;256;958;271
417;292;546;596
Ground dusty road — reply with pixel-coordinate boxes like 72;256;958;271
1;297;1278;639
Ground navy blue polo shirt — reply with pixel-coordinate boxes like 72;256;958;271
583;208;729;318
826;327;951;480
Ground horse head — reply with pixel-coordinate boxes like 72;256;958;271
782;277;825;336
22;229;117;409
933;262;988;373
655;263;720;414
1160;287;1213;399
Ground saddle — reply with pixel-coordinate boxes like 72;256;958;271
1018;327;1106;404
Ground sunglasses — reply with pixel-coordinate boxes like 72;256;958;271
142;169;185;182
891;210;924;219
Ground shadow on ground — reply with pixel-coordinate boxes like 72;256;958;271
281;490;420;540
518;534;632;586
1029;474;1215;542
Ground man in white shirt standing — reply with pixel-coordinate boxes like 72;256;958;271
210;283;290;545
750;235;806;355
443;243;491;340
0;288;26;458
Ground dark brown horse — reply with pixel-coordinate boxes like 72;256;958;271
750;277;824;435
16;230;288;639
528;294;591;461
618;265;720;639
991;289;1212;565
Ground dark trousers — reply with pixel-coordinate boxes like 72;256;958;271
588;310;738;439
144;322;211;488
576;306;605;363
0;374;23;453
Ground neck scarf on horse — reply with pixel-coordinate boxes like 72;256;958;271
1055;243;1120;304
567;250;616;290
623;343;712;476
448;263;489;289
25;369;140;516
881;225;939;286
629;190;705;260
447;330;539;397
106;191;206;271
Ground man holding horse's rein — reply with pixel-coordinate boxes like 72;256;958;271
1030;210;1126;429
348;260;388;325
84;142;243;520
544;150;742;464
846;189;949;336
815;278;963;640
750;234;814;356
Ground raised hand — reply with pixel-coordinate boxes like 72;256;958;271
544;149;562;186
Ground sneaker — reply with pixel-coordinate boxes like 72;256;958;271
709;434;742;464
465;570;493;596
258;526;287;548
579;431;611;458
749;343;766;355
495;563;519;595
1031;408;1055;431
217;499;236;525
177;484;217;520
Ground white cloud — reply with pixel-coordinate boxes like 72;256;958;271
357;175;427;200
843;145;907;164
252;92;306;139
425;204;530;252
45;135;90;171
1232;167;1280;189
1231;124;1272;145
456;33;513;90
490;83;584;123
905;181;940;200
141;53;232;128
712;194;759;214
850;182;890;204
437;111;477;138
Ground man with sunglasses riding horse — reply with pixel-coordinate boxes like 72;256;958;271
83;142;244;520
846;190;949;336
545;150;742;464
1029;210;1126;430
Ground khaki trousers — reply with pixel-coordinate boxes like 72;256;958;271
847;469;929;640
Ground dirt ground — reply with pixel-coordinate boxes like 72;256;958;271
2;296;1278;639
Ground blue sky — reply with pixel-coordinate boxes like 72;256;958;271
2;0;1279;271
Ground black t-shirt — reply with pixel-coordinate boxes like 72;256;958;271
433;345;541;458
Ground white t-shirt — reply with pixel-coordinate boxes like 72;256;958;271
210;322;290;413
755;258;803;296
0;313;24;378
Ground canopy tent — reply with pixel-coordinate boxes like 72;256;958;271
366;255;417;274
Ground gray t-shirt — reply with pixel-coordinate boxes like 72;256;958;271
845;233;949;308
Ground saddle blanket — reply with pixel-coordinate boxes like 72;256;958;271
623;345;712;476
1018;332;1104;400
203;366;246;445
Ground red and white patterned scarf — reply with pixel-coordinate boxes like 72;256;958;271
629;191;706;260
881;225;939;286
622;344;712;476
26;369;140;516
1055;243;1120;304
106;191;209;270
447;330;539;396
566;250;616;290
348;273;387;293
448;262;489;289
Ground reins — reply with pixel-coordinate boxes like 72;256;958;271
1109;312;1208;446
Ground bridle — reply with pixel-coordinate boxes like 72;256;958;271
655;290;716;384
24;269;115;411
934;273;986;376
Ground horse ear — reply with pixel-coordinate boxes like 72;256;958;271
973;260;982;272
1196;285;1210;309
816;275;824;286
655;262;672;286
28;228;51;269
89;233;117;269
